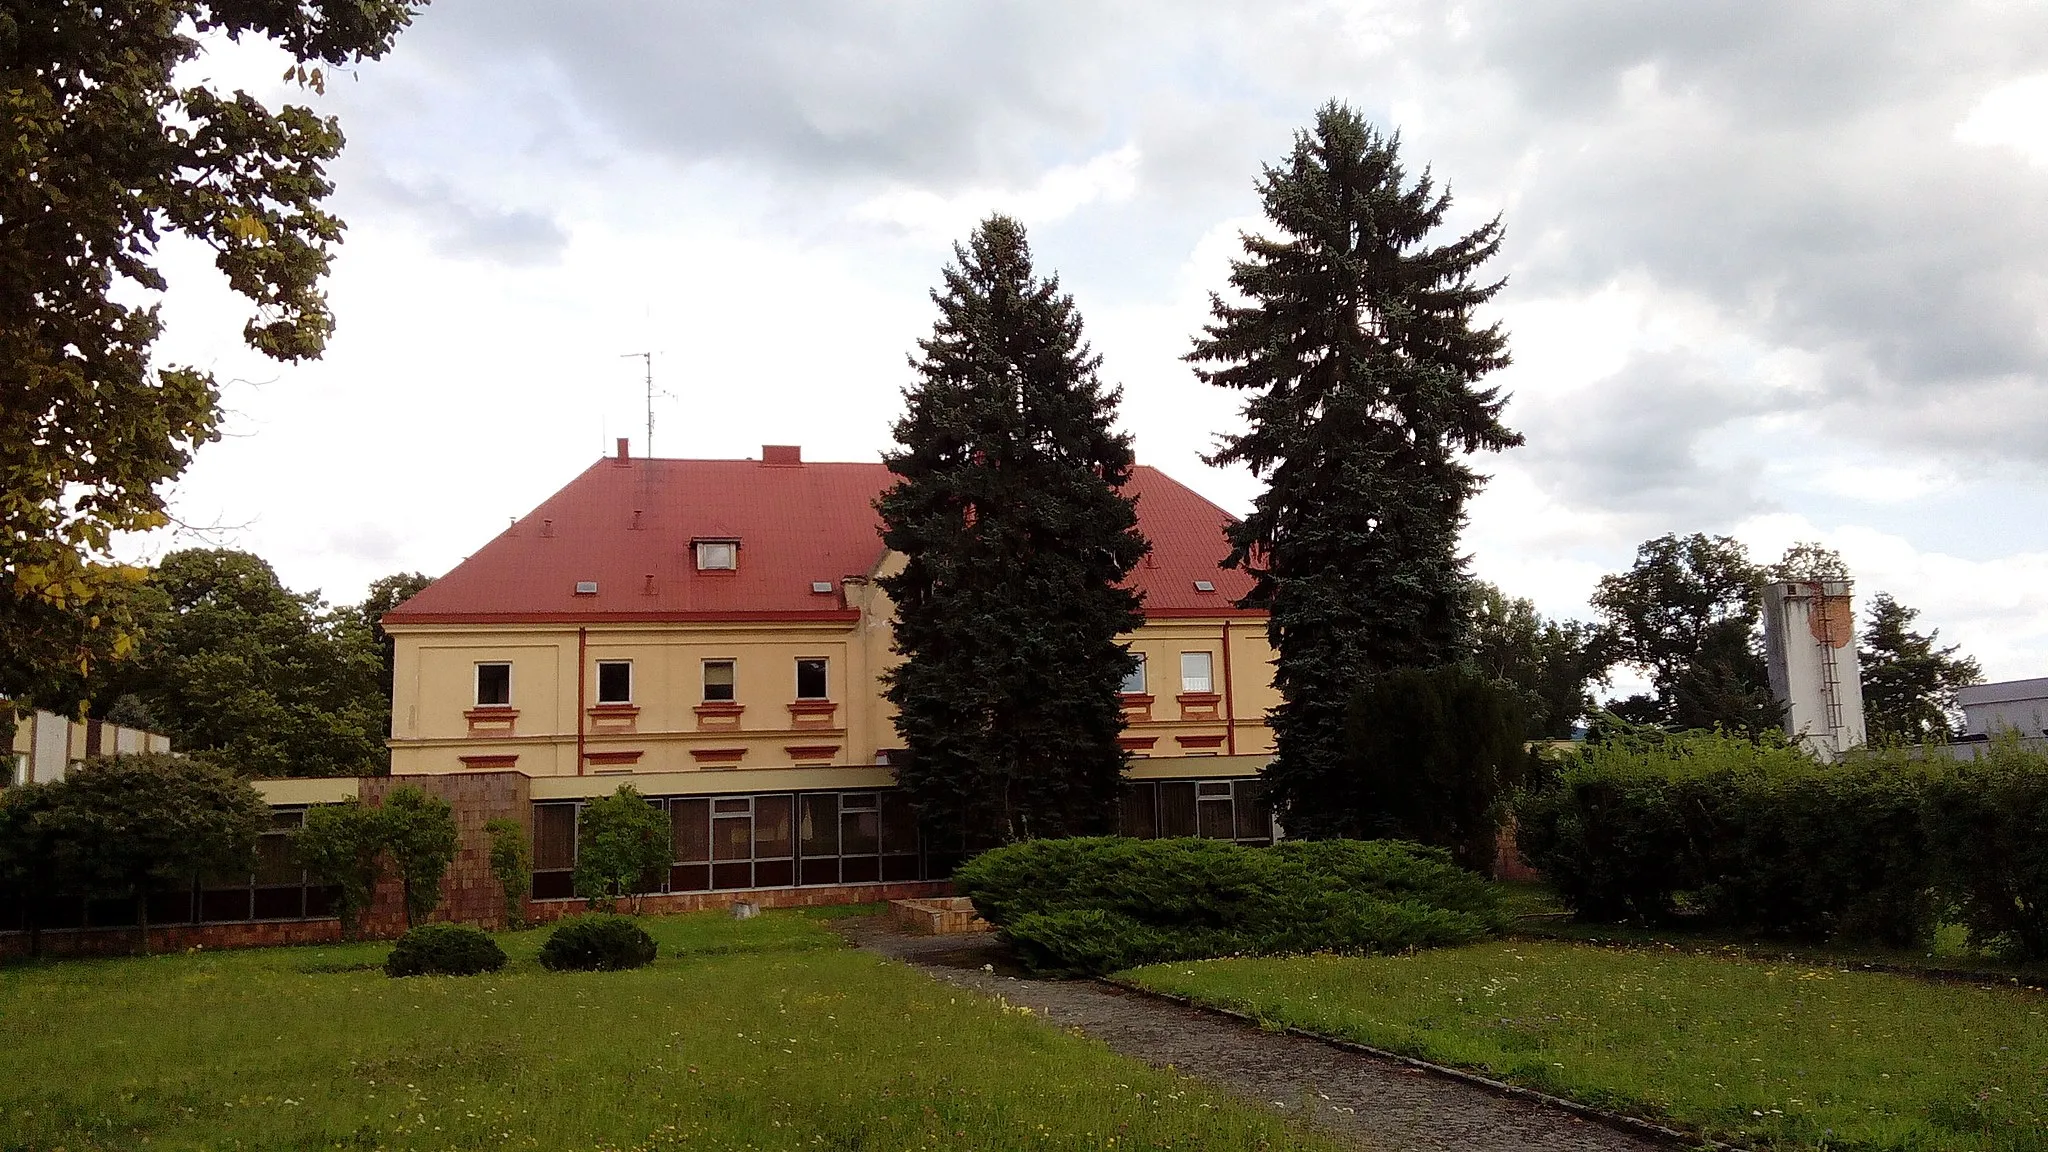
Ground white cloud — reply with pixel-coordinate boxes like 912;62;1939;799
1955;74;2048;169
850;145;1142;242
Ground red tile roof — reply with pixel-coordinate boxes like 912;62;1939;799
384;452;1262;625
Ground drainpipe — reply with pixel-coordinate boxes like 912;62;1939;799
576;626;588;775
1220;620;1238;756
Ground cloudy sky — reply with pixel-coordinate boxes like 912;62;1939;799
141;1;2048;681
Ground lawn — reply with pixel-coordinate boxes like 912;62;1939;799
1126;940;2048;1151
0;909;1333;1152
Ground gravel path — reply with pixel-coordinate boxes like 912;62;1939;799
844;923;1679;1152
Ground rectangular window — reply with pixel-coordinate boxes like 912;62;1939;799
702;660;736;702
1180;651;1214;694
596;660;632;704
695;540;737;570
795;658;828;700
1120;654;1147;695
475;662;511;706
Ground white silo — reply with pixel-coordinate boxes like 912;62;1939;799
1763;580;1867;760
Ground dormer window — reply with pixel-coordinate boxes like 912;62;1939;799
695;540;737;571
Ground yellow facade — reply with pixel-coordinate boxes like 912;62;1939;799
386;574;1277;779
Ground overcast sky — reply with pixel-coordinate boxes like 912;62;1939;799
139;1;2048;682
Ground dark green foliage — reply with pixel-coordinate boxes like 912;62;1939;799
292;799;387;941
878;215;1148;843
384;924;507;978
0;781;61;956
1518;734;2048;957
2;0;421;697
1591;533;1781;735
31;754;269;954
1309;664;1533;872
381;787;457;929
1188;104;1519;832
572;785;670;913
1467;583;1611;738
100;549;387;777
1860;593;1981;745
954;837;1502;975
1921;743;2048;960
537;915;659;972
484;817;532;929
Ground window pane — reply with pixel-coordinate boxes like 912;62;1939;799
714;797;751;815
1120;783;1157;838
696;541;736;570
254;834;300;887
476;663;511;706
713;815;752;861
878;792;918;856
1198;798;1234;840
534;804;577;870
754;795;793;859
703;660;736;701
1234;781;1273;842
1160;782;1198;837
1180;652;1213;693
596;661;632;704
671;799;710;863
796;658;828;700
800;794;838;857
1120;655;1147;695
841;807;879;856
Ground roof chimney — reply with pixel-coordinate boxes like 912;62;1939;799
615;437;631;463
762;444;802;466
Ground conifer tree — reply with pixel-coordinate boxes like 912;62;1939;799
1188;104;1520;836
1860;593;1981;745
879;215;1149;845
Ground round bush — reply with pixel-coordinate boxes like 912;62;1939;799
537;914;658;971
384;923;507;978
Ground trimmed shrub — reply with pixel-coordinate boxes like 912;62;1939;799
538;915;659;971
954;837;1502;975
1517;731;2048;957
384;924;507;978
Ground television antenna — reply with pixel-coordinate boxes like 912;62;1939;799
619;352;672;457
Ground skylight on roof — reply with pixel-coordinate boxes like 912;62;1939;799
1192;580;1216;593
811;581;834;594
574;581;599;595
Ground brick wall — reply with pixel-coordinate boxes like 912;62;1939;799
526;880;952;922
359;771;531;936
0;918;341;960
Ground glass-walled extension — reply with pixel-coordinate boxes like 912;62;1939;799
531;778;1275;899
0;809;340;933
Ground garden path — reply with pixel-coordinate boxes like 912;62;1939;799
846;923;1675;1152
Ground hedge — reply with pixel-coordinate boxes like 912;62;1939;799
384;924;507;978
1516;732;2048;958
537;915;659;972
953;837;1503;975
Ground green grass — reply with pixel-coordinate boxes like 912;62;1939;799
1126;941;2048;1151
0;909;1334;1151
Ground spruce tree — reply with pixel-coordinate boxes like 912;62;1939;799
1860;593;1981;745
1188;104;1520;836
879;215;1149;845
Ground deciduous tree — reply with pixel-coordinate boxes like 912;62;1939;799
292;799;387;940
1468;583;1611;738
572;785;669;913
1860;593;1981;745
1592;533;1781;735
2;0;423;697
108;549;386;776
878;215;1148;843
380;787;456;928
1187;103;1519;828
357;572;435;704
38;754;268;954
484;817;531;929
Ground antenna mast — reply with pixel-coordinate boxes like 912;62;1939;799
620;351;663;457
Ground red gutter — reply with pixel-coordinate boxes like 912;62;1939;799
575;626;588;775
1220;620;1237;756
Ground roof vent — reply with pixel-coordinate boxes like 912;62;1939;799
574;581;599;595
811;580;834;594
1192;580;1216;593
761;444;802;466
